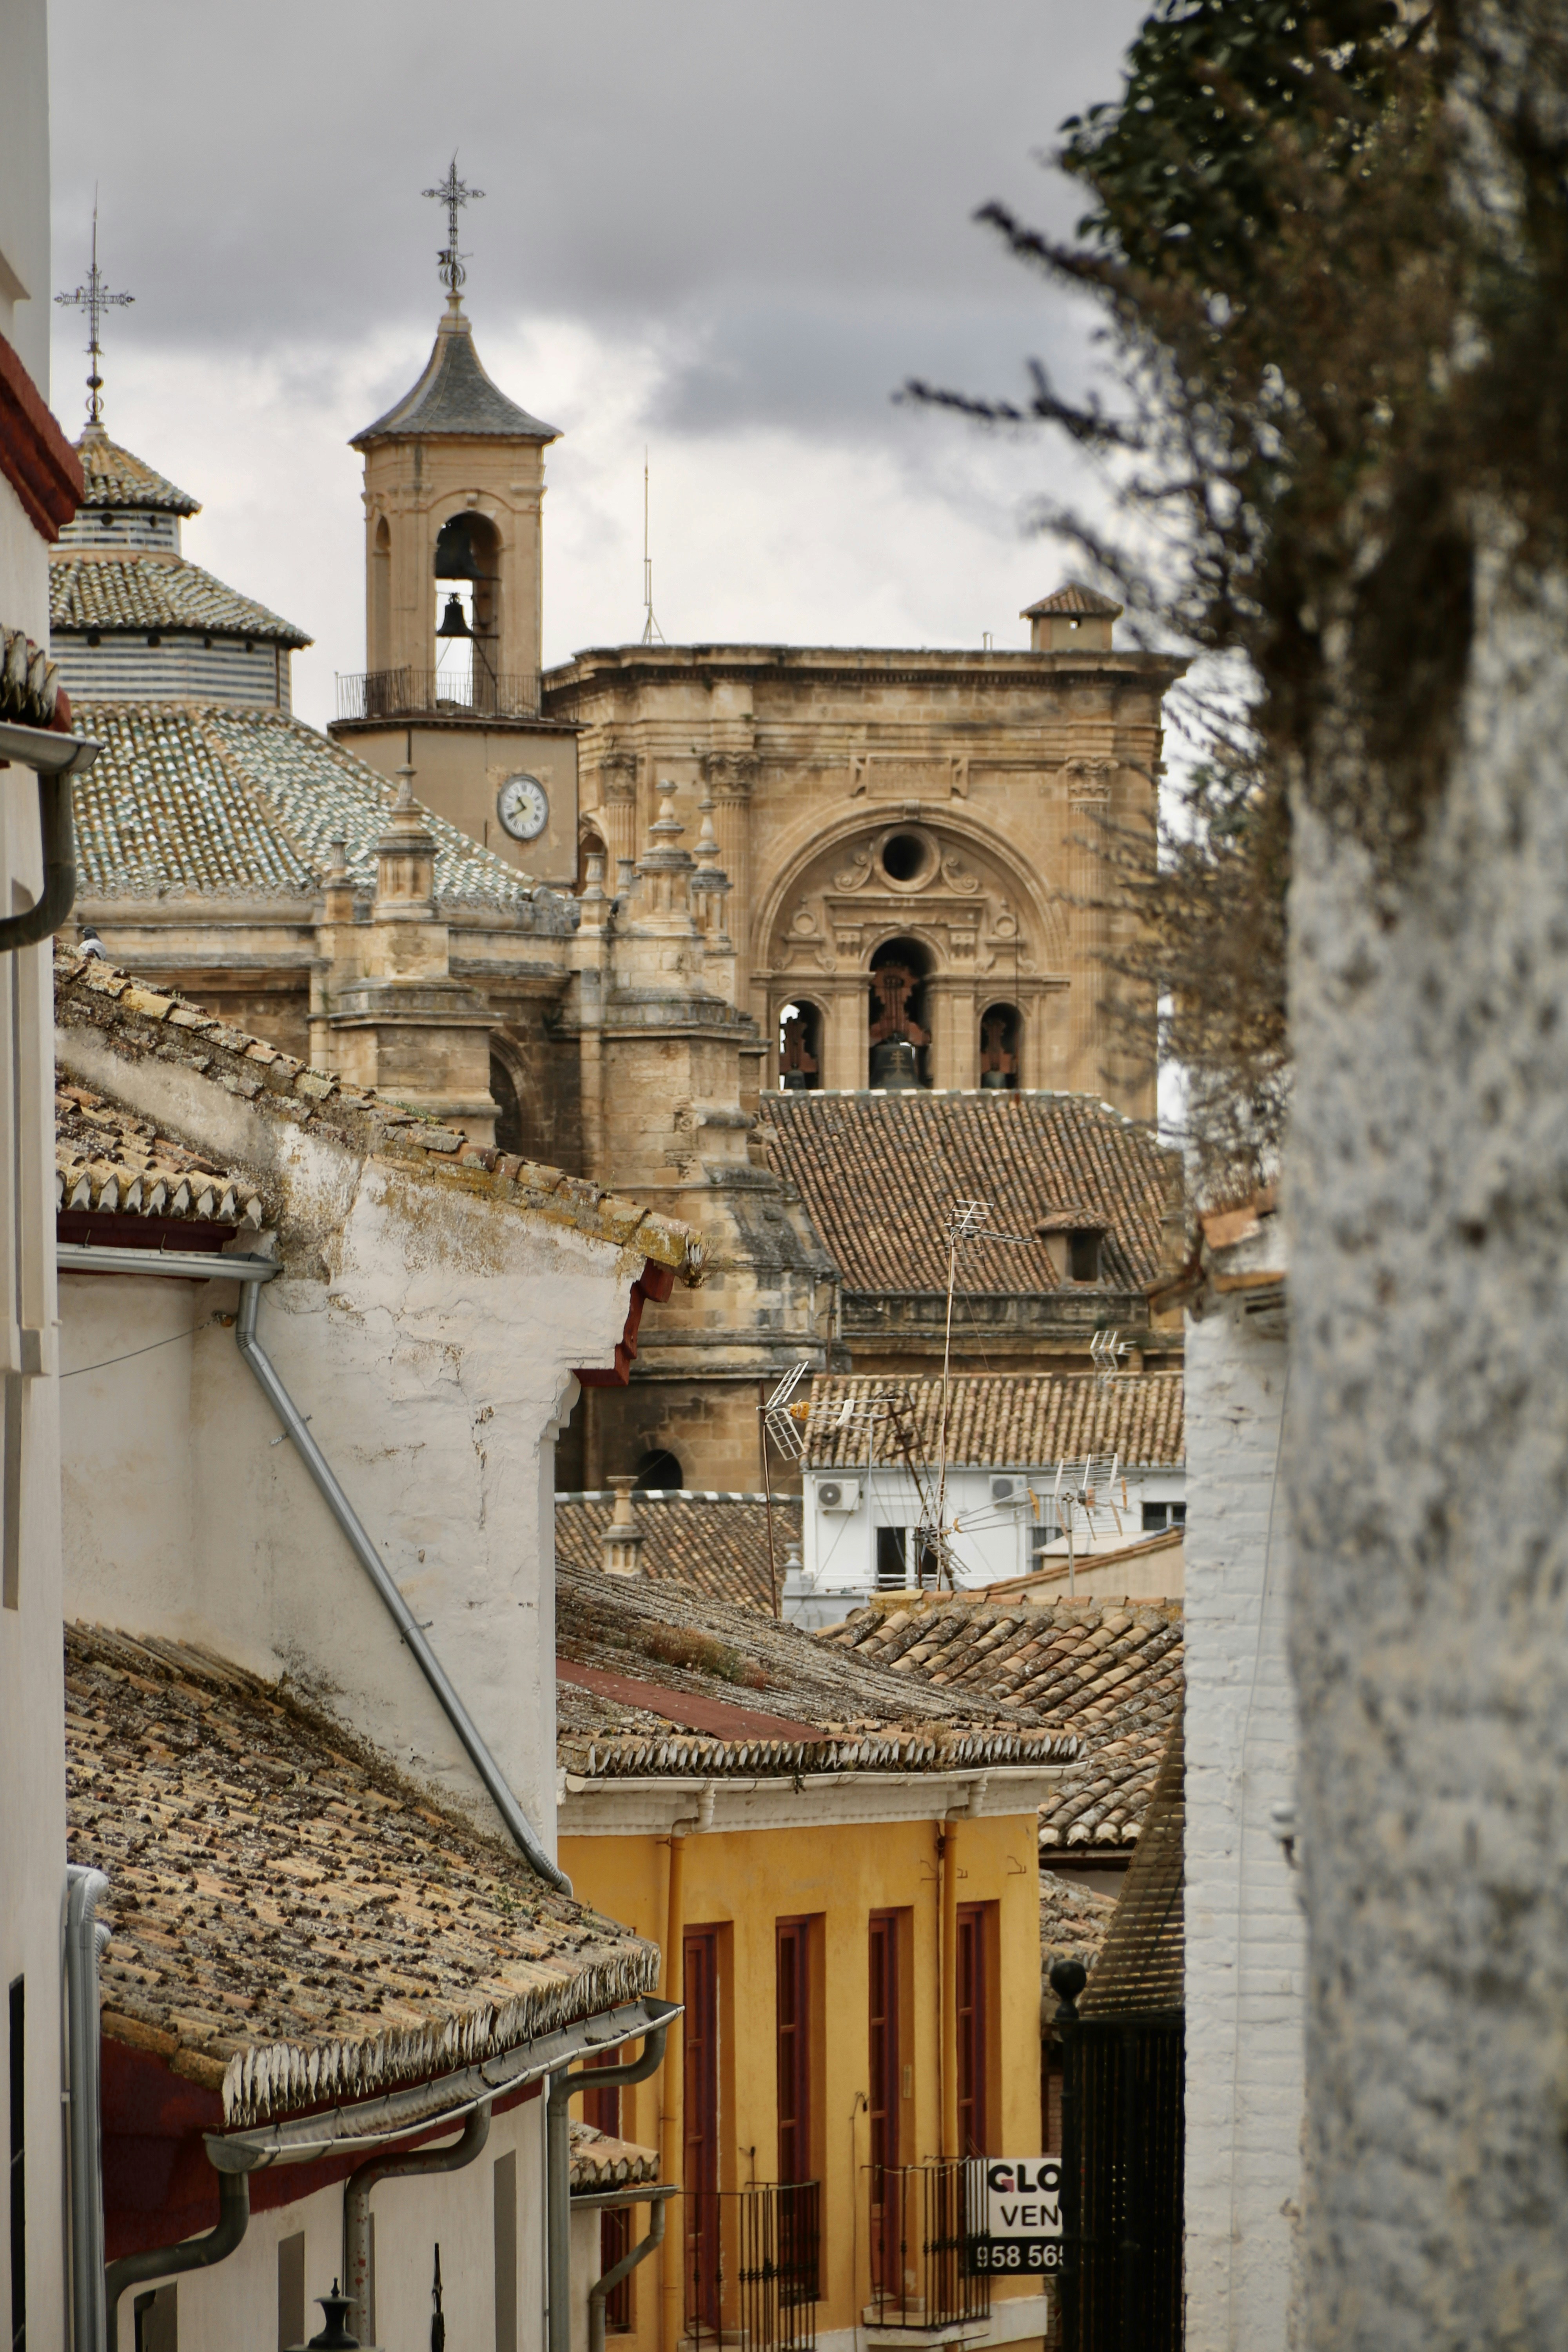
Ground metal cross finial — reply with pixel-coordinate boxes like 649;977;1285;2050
55;202;133;426
422;157;484;296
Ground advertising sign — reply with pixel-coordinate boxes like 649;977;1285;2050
965;2157;1064;2274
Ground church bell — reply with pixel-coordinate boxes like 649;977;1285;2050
869;1036;921;1090
433;517;483;581
436;594;472;639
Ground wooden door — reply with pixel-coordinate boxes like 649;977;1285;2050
776;1920;811;2183
956;1905;989;2157
683;1929;721;2336
868;1913;902;2304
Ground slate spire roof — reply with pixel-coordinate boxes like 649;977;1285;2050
354;303;561;446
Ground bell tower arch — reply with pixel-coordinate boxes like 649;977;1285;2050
327;171;579;884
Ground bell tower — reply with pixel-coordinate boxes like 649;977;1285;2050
328;163;579;884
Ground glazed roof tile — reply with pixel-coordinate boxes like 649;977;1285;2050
54;945;703;1281
755;1092;1173;1296
1022;582;1123;618
56;1083;266;1229
355;312;560;446
73;426;200;515
818;1594;1182;1848
802;1372;1184;1470
51;554;310;647
65;1623;659;2127
554;1492;799;1613
67;702;568;915
555;1564;1078;1783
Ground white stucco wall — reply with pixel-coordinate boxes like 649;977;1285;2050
56;1027;652;1854
1183;1294;1303;2352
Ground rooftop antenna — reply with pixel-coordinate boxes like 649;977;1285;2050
55;196;133;428
641;450;665;645
422;156;484;299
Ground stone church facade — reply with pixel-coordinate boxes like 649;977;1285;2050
49;279;1183;1493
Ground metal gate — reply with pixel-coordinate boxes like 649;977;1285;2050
1051;1964;1183;2352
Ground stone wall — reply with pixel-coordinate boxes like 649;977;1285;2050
1184;1294;1303;2352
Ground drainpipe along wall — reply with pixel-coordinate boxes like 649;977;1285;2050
659;1781;714;2352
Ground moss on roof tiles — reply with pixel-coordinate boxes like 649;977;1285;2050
66;1622;659;2127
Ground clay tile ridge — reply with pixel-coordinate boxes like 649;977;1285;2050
52;944;702;1281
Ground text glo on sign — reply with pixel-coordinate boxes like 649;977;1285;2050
965;2158;1063;2274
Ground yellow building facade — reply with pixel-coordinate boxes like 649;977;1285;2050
555;1566;1077;2352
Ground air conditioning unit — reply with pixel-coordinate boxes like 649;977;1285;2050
817;1479;861;1513
991;1476;1016;1503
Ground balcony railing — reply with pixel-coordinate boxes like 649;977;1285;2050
684;2181;821;2352
334;667;540;723
862;2162;990;2332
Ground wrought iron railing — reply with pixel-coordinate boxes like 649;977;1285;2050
862;2162;990;2331
683;2181;821;2352
334;668;540;722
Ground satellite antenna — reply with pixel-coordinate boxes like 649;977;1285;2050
641;450;665;645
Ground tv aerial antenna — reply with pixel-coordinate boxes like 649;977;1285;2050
641;450;665;645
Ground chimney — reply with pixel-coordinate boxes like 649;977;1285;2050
602;1475;646;1577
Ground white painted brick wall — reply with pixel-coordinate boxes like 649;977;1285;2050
1184;1298;1304;2352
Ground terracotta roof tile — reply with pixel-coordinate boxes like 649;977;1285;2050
802;1372;1183;1469
66;702;572;916
66;1623;659;2128
818;1594;1181;1847
54;945;703;1281
755;1092;1172;1296
1039;1871;1120;1991
73;428;199;515
56;1084;267;1229
1022;583;1123;618
554;1493;798;1612
555;1564;1078;1782
570;2119;659;2189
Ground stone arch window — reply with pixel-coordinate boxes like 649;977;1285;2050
489;1047;528;1158
869;936;932;1089
433;511;503;710
778;1000;823;1090
979;1003;1021;1089
636;1447;684;1492
370;515;392;671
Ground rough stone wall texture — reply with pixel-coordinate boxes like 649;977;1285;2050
1184;1299;1302;2352
1287;570;1568;2348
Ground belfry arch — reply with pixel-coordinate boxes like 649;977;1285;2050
757;809;1071;1091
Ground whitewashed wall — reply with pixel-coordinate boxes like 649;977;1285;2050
56;1030;647;1856
1183;1294;1303;2352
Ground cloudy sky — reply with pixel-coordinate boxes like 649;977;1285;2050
47;2;1147;731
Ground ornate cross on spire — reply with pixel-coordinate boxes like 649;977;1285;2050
421;158;484;298
55;202;133;427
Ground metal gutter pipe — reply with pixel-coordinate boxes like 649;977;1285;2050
547;2018;676;2352
65;1867;111;2352
206;1998;677;2175
56;1245;279;1283
233;1282;570;1893
586;2192;671;2352
104;2176;250;2352
0;719;100;953
343;2106;491;2341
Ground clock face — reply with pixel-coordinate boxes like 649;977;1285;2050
497;773;549;842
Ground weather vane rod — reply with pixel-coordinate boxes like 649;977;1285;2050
422;157;484;297
55;199;133;427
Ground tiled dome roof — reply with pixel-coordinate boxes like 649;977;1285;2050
72;425;199;515
52;554;310;646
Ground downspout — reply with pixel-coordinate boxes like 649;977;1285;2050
589;2194;669;2352
343;2105;492;2342
548;2023;674;2352
0;719;100;954
940;1817;960;2160
104;2176;250;2352
234;1283;569;1893
657;1784;713;2352
65;1867;111;2352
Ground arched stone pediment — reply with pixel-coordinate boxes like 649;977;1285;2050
757;807;1067;978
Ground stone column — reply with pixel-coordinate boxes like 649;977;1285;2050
827;981;869;1090
1067;758;1115;1092
602;1476;646;1577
